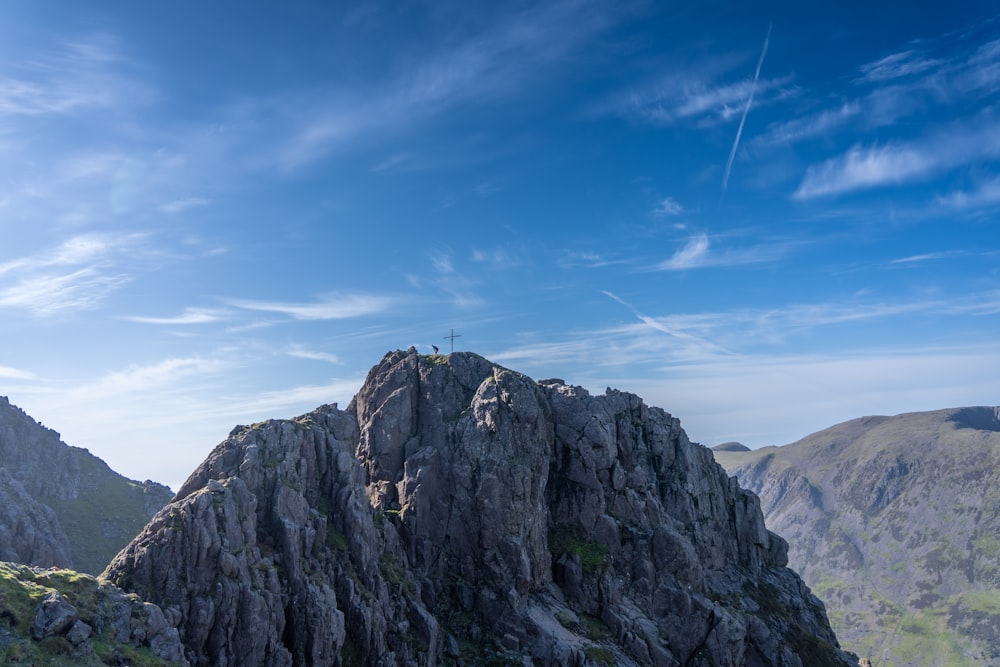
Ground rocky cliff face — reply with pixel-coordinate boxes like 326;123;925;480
106;349;856;666
0;468;72;568
714;407;1000;667
0;396;174;575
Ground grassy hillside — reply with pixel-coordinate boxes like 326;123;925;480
715;407;1000;666
1;396;173;574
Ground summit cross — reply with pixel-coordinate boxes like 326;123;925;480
444;328;462;354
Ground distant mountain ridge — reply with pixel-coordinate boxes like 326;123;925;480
714;407;1000;667
104;349;857;666
0;396;173;575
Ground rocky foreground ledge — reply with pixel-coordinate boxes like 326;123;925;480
105;349;858;666
0;561;187;666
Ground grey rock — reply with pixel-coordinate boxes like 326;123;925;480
65;619;92;645
0;467;72;568
31;590;79;639
107;350;857;666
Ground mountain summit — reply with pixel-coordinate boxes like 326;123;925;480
106;349;856;666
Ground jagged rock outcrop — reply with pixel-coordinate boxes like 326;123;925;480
0;560;187;665
714;407;1000;667
106;349;857;666
0;396;174;574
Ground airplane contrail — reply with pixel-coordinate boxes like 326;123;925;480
722;22;772;193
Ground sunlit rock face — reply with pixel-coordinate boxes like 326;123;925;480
106;349;857;666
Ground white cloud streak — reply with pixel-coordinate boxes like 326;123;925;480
857;50;944;83
228;293;393;320
937;174;1000;209
652;197;684;216
0;365;36;380
723;23;771;192
276;1;623;169
124;308;227;325
752;102;860;147
161;197;211;215
794;113;1000;199
287;345;340;364
658;233;711;270
0;234;146;316
0;269;128;316
0;34;153;118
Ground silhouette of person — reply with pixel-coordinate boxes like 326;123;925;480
432;345;439;354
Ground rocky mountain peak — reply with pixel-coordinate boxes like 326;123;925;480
106;349;856;666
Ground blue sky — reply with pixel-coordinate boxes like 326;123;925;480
2;1;999;491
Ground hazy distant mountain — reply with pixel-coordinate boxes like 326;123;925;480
105;349;857;666
0;396;174;575
714;407;1000;667
712;442;751;452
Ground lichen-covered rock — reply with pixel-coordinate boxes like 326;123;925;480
106;349;857;666
31;590;79;639
0;560;187;666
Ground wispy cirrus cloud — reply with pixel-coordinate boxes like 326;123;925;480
80;357;224;399
557;250;628;269
624;73;794;127
0;234;146;316
275;0;626;169
160;197;211;215
0;269;128;316
794;143;934;199
890;251;963;264
652;197;684;216
753;27;1000;163
0;365;35;380
856;49;944;83
653;233;789;271
124;307;227;325
0;34;152;117
287;344;339;364
752;102;860;148
794;112;1000;199
496;289;1000;380
937;174;1000;209
227;293;393;320
657;233;710;270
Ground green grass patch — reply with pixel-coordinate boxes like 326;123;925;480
955;589;1000;614
973;532;1000;560
548;528;609;574
584;646;615;665
41;453;167;575
379;554;415;596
